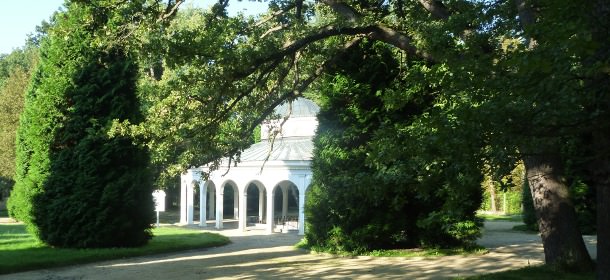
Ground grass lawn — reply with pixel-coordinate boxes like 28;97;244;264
477;213;523;222
296;238;488;258
0;223;230;275
365;246;488;257
458;265;595;279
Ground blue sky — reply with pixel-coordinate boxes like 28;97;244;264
0;0;268;55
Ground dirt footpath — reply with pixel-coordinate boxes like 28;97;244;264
2;221;597;280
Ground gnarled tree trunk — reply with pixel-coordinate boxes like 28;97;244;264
590;0;610;278
595;164;610;280
523;154;594;270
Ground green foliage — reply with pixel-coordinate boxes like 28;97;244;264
8;1;153;248
305;41;482;253
569;180;596;235
480;164;525;215
0;46;39;201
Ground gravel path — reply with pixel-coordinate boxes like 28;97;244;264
1;221;597;280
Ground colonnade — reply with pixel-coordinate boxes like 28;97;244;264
180;171;311;235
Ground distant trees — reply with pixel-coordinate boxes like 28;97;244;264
8;1;153;247
0;46;38;203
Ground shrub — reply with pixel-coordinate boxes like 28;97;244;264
305;41;482;253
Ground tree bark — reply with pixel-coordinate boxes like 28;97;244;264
523;154;594;270
589;130;610;280
590;0;610;278
489;184;497;212
596;165;610;280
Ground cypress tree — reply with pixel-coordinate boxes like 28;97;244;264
8;2;153;247
521;179;538;231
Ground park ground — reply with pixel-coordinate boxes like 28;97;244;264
0;219;597;279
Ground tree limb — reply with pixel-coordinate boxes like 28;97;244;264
418;0;450;20
514;0;538;48
239;24;432;79
157;0;185;22
319;0;361;22
255;3;297;27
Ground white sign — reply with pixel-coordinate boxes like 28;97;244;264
152;190;166;212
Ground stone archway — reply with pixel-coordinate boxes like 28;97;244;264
270;180;299;233
244;181;266;229
197;180;217;227
216;180;239;229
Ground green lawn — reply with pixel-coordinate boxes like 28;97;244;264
477;213;523;222
365;247;488;257
458;265;595;279
0;223;230;275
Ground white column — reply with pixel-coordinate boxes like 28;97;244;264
233;187;239;220
216;187;224;229
298;193;305;235
258;188;265;223
239;188;247;231
180;180;187;224
281;185;288;220
208;189;215;219
199;183;207;227
187;182;194;225
298;175;309;235
266;187;275;233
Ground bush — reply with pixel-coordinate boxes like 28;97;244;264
305;41;482;253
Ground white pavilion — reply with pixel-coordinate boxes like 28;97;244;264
179;98;319;235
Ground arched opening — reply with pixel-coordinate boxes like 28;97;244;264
272;181;299;232
221;181;239;220
245;181;266;227
205;181;217;221
192;180;201;222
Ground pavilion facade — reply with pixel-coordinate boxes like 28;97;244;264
179;98;319;235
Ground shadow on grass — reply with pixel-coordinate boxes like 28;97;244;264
0;224;229;275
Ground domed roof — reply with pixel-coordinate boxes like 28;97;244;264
274;98;319;118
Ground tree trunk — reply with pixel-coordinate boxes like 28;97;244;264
523;154;594;270
503;192;508;214
591;0;610;278
591;130;610;280
489;184;497;212
597;175;610;280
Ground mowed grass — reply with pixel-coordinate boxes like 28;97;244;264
0;223;230;275
477;213;523;222
458;265;595;279
365;246;488;257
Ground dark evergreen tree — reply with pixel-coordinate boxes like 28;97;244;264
521;179;538;231
8;1;153;248
305;42;482;253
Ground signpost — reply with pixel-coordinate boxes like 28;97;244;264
152;190;166;227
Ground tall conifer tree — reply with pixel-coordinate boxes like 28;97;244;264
8;1;154;248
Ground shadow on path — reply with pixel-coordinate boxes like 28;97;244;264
1;221;598;280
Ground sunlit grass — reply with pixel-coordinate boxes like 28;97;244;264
365;246;488;257
0;224;229;275
477;213;523;222
295;237;487;257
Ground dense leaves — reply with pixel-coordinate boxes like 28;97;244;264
306;42;481;253
8;1;153;247
0;46;38;201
